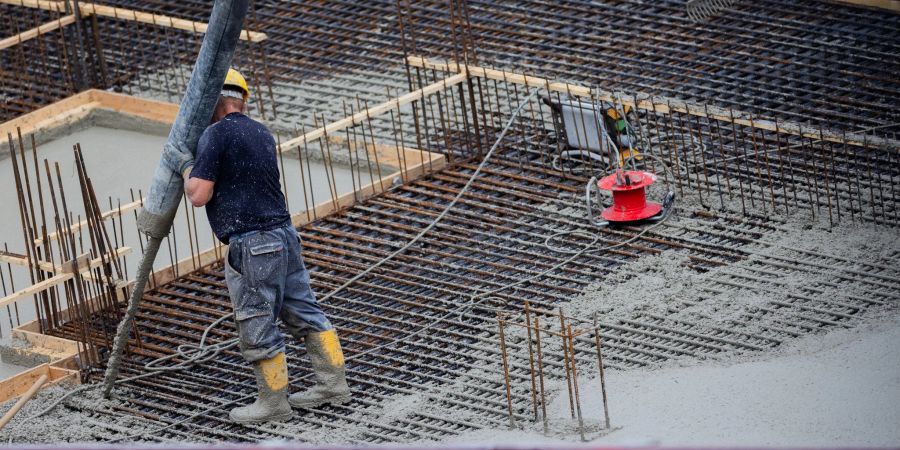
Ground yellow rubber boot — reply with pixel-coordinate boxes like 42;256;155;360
229;352;293;423
289;329;350;408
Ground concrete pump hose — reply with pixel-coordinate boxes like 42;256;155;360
100;0;251;398
101;236;162;398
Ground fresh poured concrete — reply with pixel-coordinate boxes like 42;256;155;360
0;359;24;379
0;122;389;364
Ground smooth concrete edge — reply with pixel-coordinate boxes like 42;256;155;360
1;89;401;173
0;89;177;157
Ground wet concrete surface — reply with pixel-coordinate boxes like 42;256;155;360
0;359;27;379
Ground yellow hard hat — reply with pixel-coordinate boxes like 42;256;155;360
223;68;250;102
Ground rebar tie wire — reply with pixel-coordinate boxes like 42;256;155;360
28;87;675;441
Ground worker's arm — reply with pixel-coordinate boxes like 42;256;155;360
184;167;215;207
185;129;219;207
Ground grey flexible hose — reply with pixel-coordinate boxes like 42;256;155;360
101;0;250;398
101;236;162;398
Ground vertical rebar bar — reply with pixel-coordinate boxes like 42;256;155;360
593;315;610;429
523;301;539;421
567;324;585;442
533;315;549;435
496;313;516;429
559;309;575;419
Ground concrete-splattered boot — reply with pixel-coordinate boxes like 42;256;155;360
289;329;350;408
230;352;294;423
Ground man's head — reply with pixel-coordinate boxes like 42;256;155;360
212;68;250;123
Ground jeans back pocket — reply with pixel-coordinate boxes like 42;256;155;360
250;242;284;256
246;232;285;284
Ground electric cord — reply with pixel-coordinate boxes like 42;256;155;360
24;88;541;433
27;310;242;420
106;192;675;443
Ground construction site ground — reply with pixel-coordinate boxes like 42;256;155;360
3;236;899;445
1;0;899;446
1;172;898;444
450;311;900;446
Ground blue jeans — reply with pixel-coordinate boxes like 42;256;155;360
225;224;333;362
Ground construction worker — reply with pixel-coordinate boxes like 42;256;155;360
175;68;350;423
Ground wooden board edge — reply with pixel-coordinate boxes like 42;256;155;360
0;362;79;403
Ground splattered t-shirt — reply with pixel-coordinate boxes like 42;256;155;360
191;112;290;244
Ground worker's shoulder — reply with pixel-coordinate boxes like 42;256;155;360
223;113;272;136
202;113;270;139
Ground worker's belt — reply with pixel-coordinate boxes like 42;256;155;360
227;221;293;244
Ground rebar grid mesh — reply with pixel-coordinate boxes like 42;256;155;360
36;72;900;442
3;1;899;131
1;0;898;443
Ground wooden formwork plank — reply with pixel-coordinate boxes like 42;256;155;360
0;90;95;140
12;325;81;355
0;366;51;404
0;274;73;309
278;72;468;153
77;3;267;42
36;198;143;247
0;247;132;309
407;56;900;151
292;150;446;229
0;0;64;12
0;14;76;50
87;90;178;124
0;363;79;404
0;89;176;145
832;0;900;12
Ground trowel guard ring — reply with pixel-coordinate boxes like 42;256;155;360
597;170;663;222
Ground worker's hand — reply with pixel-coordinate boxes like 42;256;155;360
182;166;193;180
162;143;195;177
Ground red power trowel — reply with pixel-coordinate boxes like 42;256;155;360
586;169;674;227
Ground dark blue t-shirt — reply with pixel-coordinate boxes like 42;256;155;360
191;112;290;243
